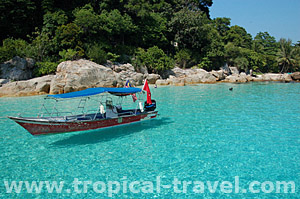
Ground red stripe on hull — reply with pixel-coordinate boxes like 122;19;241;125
15;112;158;135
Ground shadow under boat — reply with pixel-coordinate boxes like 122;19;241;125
50;117;173;147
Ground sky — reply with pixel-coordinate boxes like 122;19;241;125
210;0;300;43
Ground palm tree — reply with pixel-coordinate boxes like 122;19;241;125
277;38;296;73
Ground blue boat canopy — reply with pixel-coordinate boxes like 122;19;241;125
47;87;142;99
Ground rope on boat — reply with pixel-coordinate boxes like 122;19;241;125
0;117;8;119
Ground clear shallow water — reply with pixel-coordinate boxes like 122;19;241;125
0;82;299;198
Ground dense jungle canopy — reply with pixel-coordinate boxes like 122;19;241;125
0;0;299;76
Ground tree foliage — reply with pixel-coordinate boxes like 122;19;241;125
134;46;174;74
277;38;298;73
0;0;299;76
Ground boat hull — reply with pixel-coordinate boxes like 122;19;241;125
9;111;158;136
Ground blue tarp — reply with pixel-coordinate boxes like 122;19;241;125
47;87;142;99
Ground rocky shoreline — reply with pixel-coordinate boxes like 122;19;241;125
0;57;299;97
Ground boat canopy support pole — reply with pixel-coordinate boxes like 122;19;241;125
38;98;51;117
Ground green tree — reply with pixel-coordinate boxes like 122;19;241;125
55;23;84;58
225;42;265;72
99;9;136;45
34;61;57;76
277;38;298;73
169;8;210;50
43;10;68;34
137;12;168;49
0;0;40;41
253;32;278;55
86;43;107;65
200;25;225;70
0;38;29;63
134;46;174;74
73;4;99;36
212;17;231;38
224;25;252;48
29;30;54;62
175;49;192;68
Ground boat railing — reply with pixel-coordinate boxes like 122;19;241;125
117;110;136;116
38;111;74;118
76;115;93;121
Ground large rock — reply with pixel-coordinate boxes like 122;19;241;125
112;63;135;73
160;69;176;79
115;70;144;87
282;73;293;82
156;79;169;85
146;74;160;84
0;75;54;97
211;70;225;81
171;67;205;77
50;59;117;94
224;74;247;83
0;79;9;86
193;69;217;83
254;73;293;82
162;67;216;83
0;56;36;81
49;60;147;94
139;65;148;74
171;67;188;77
291;72;300;81
229;67;239;75
220;63;231;75
168;78;185;86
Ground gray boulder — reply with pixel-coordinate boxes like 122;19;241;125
254;73;293;82
139;65;148;74
220;63;231;75
146;74;160;84
0;75;54;97
50;59;117;94
156;79;169;85
49;60;147;94
0;79;9;86
211;70;225;81
224;74;248;83
113;63;135;73
229;67;239;75
163;67;216;84
115;70;144;87
193;69;217;83
170;67;187;77
160;69;176;79
291;72;300;81
0;56;35;81
168;78;185;86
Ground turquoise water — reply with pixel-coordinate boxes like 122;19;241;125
0;82;299;198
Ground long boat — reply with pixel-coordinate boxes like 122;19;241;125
8;85;158;136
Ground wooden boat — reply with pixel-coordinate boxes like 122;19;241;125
8;85;158;136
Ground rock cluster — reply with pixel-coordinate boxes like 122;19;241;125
291;72;300;81
254;73;293;82
49;60;160;94
0;56;35;81
0;59;161;96
156;67;295;86
0;75;54;97
0;57;299;97
158;67;217;86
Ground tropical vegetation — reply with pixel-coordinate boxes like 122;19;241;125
0;0;299;76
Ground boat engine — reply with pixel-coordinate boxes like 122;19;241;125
144;100;156;111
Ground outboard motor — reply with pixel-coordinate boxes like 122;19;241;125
144;100;156;111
